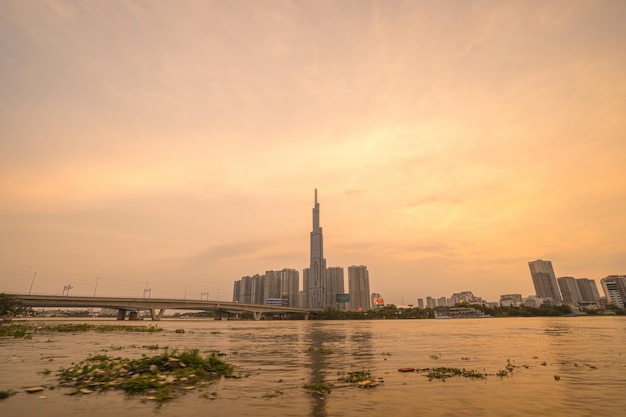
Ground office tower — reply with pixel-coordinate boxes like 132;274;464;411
348;265;370;311
417;298;424;309
528;259;562;301
437;297;447;307
576;278;601;304
426;296;435;308
557;277;582;305
308;189;327;308
281;268;300;307
326;267;345;309
601;275;626;308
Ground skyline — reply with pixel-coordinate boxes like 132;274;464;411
1;1;625;304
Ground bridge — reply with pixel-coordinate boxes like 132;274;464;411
8;294;322;321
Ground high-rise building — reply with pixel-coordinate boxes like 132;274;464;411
348;265;370;311
417;298;424;309
233;269;299;307
576;278;601;304
264;270;282;301
325;267;344;309
601;275;626;308
528;259;562;301
302;268;309;308
308;189;327;309
557;277;582;305
280;268;300;307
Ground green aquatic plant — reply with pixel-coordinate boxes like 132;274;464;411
340;369;370;383
303;381;334;396
58;348;234;403
307;346;333;354
425;367;486;381
0;389;16;400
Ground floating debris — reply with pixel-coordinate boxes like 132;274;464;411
398;367;415;373
25;386;46;393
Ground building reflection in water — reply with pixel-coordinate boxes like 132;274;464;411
305;322;373;417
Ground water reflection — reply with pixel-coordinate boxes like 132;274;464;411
304;322;374;417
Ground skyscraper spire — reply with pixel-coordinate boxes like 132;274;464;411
308;188;327;309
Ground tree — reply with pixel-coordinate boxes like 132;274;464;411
0;293;23;317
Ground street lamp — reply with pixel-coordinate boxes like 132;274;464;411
29;272;36;295
93;277;100;297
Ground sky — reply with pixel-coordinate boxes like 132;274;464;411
1;0;625;305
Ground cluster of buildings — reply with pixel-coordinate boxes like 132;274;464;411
416;291;485;309
416;260;625;311
525;259;626;309
232;190;372;311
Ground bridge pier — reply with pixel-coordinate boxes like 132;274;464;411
253;311;263;321
149;308;166;321
116;309;127;320
214;310;223;321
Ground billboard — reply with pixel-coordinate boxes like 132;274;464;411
336;293;350;303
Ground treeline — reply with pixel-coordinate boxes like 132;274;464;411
317;303;625;320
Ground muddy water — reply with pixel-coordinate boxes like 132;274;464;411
1;317;625;417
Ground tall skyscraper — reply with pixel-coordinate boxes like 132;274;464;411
348;265;370;311
528;259;562;301
308;189;327;308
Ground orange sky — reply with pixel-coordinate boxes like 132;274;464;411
1;1;625;304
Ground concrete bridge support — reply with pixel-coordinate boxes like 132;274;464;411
214;310;223;320
253;311;263;321
116;309;127;320
149;308;166;321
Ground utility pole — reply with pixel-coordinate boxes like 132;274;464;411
93;277;100;297
29;272;36;295
215;288;221;301
184;285;188;300
201;292;209;301
62;284;73;296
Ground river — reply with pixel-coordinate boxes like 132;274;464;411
1;316;625;416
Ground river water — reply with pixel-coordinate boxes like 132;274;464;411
1;316;625;417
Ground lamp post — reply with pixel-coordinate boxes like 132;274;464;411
93;277;100;297
29;272;36;295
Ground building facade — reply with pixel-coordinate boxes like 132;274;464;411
348;265;370;311
528;259;562;301
557;277;582;305
280;268;300;307
576;278;601;305
325;266;345;309
601;275;626;308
